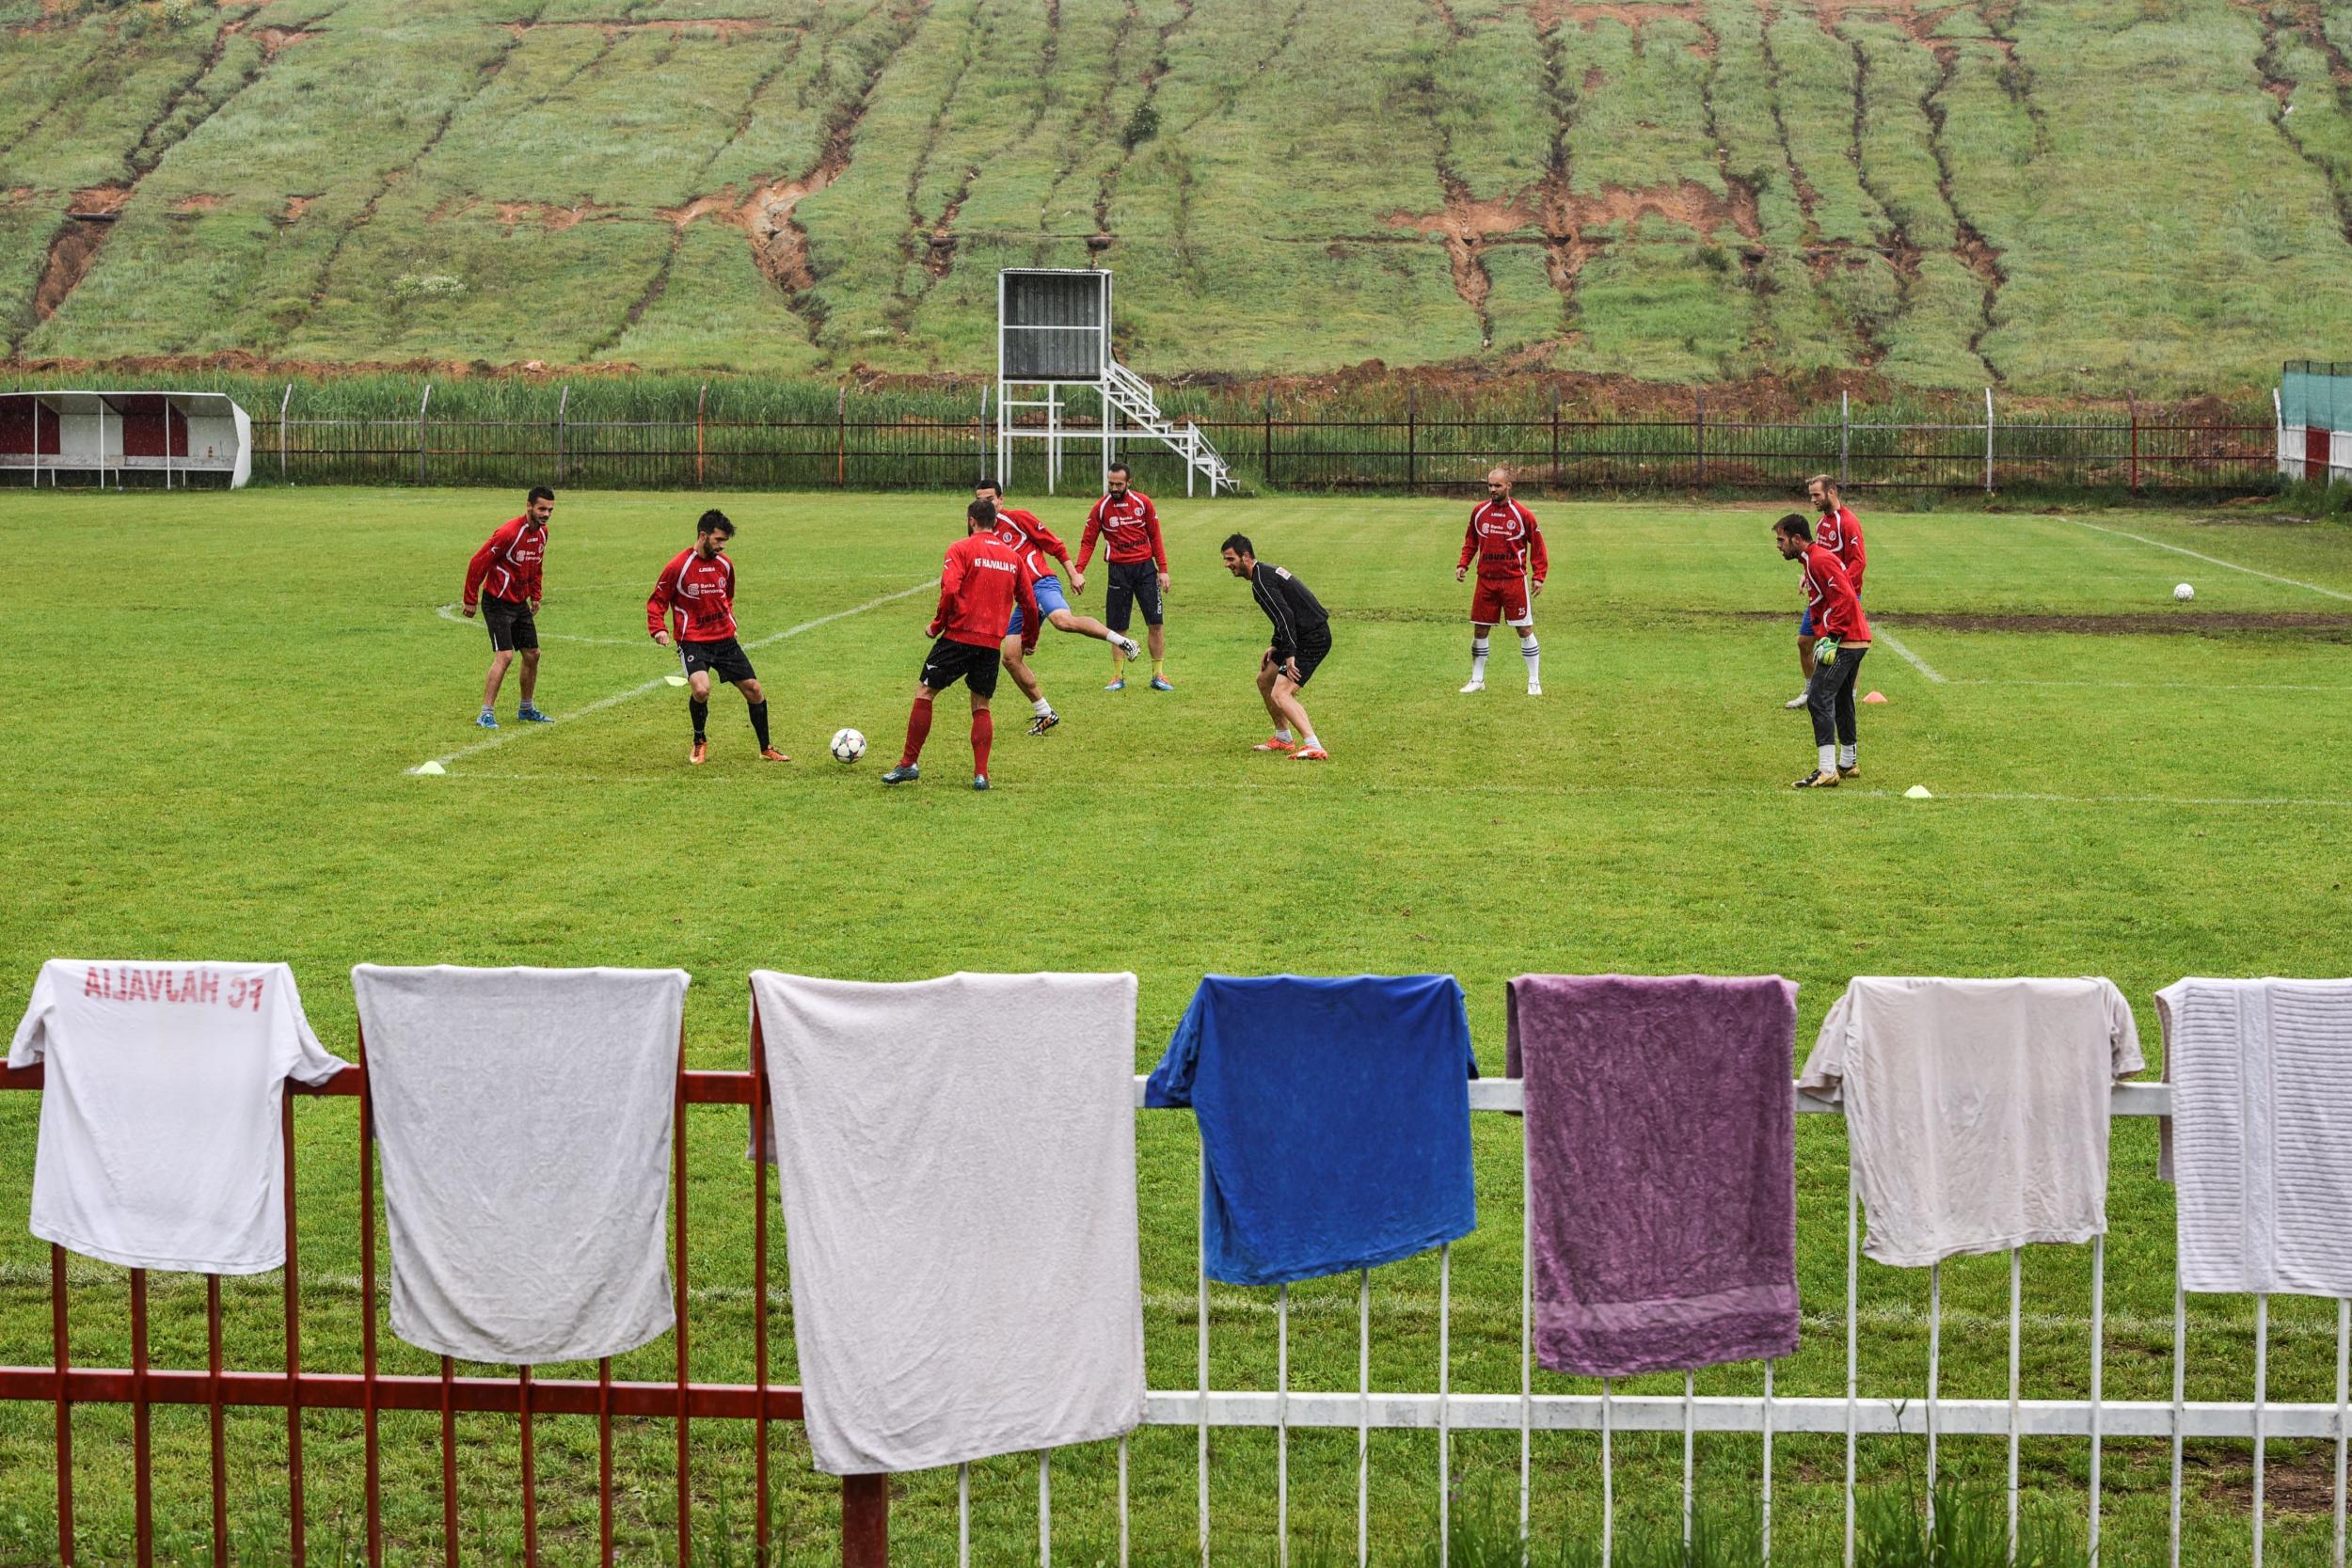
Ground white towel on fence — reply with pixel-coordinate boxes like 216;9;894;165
1799;976;2143;1266
2159;978;2352;1297
353;965;687;1364
8;960;346;1273
753;970;1144;1475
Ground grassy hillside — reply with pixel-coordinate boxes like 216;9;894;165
2;0;2348;393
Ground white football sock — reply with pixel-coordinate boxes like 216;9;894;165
1470;638;1489;682
1520;633;1540;685
1033;697;1053;717
1275;726;1293;742
1302;733;1322;751
1819;744;1838;774
1839;744;1856;768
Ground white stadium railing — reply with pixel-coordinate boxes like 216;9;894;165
957;1076;2350;1568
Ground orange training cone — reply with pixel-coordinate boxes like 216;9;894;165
1862;690;1887;704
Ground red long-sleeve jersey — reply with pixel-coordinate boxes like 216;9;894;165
1818;505;1866;594
1076;490;1166;571
993;507;1072;579
1458;498;1547;582
462;516;546;608
1802;544;1870;643
646;547;739;642
930;533;1041;650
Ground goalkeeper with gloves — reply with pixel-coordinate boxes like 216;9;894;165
1773;514;1871;789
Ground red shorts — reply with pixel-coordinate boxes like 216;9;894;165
1470;576;1532;626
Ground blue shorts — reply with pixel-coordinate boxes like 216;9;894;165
1006;574;1070;638
1799;607;1816;638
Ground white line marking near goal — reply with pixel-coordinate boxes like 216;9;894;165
432;771;2352;810
1956;678;2352;693
436;603;641;645
407;579;931;775
2058;516;2352;603
1870;627;1947;683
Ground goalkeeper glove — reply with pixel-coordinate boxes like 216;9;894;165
1815;637;1841;667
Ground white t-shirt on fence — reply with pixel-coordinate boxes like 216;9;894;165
8;959;347;1274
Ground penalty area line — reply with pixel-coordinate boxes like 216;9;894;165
430;771;2352;810
2058;516;2352;603
1869;626;1947;683
407;579;931;776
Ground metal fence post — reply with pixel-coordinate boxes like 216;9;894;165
2128;393;2140;494
1406;388;1418;497
1550;384;1562;492
278;383;292;484
836;384;847;489
1263;393;1274;490
1984;387;1994;494
843;1474;888;1567
556;384;569;486
1838;391;1850;487
417;384;432;486
697;384;707;487
1695;388;1707;488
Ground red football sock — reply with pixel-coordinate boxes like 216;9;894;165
971;709;993;776
898;696;932;767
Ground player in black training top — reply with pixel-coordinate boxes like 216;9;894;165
1221;532;1333;762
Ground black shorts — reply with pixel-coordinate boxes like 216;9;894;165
918;636;1002;698
1272;628;1332;688
678;637;756;686
1104;559;1163;630
482;596;537;653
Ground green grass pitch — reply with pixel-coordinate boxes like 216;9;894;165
4;488;2352;1563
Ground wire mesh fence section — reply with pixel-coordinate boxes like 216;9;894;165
246;398;2278;496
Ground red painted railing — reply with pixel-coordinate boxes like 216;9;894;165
0;1009;887;1566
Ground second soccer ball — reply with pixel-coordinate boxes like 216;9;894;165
829;728;867;764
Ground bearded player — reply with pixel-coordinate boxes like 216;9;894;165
1787;474;1867;709
1454;467;1548;695
882;500;1041;792
1075;464;1171;689
647;510;788;766
977;481;1141;736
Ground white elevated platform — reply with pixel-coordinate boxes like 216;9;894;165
994;268;1229;497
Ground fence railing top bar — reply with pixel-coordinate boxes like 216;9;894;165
0;1062;2174;1117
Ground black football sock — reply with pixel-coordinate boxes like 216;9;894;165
690;698;709;741
748;701;771;750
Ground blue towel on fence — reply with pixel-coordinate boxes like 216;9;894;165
1144;974;1478;1285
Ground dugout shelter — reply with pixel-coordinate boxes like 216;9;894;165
2280;361;2351;484
0;390;252;489
994;267;1231;497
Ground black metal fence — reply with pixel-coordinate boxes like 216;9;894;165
249;398;2279;498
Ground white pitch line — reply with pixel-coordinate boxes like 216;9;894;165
1956;678;2352;693
1870;626;1947;683
435;602;641;645
2058;515;2352;603
429;771;2352;810
407;579;931;775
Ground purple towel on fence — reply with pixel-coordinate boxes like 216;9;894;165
1508;974;1800;1378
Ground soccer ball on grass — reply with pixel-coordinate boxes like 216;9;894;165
829;728;867;764
2174;583;2195;602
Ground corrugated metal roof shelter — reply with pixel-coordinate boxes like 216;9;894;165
0;391;252;489
2279;361;2351;485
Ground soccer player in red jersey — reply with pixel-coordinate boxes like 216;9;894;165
1074;463;1171;689
1774;514;1871;788
646;510;787;767
461;484;555;727
1454;467;1548;695
882;500;1041;791
977;480;1140;735
1787;474;1867;709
